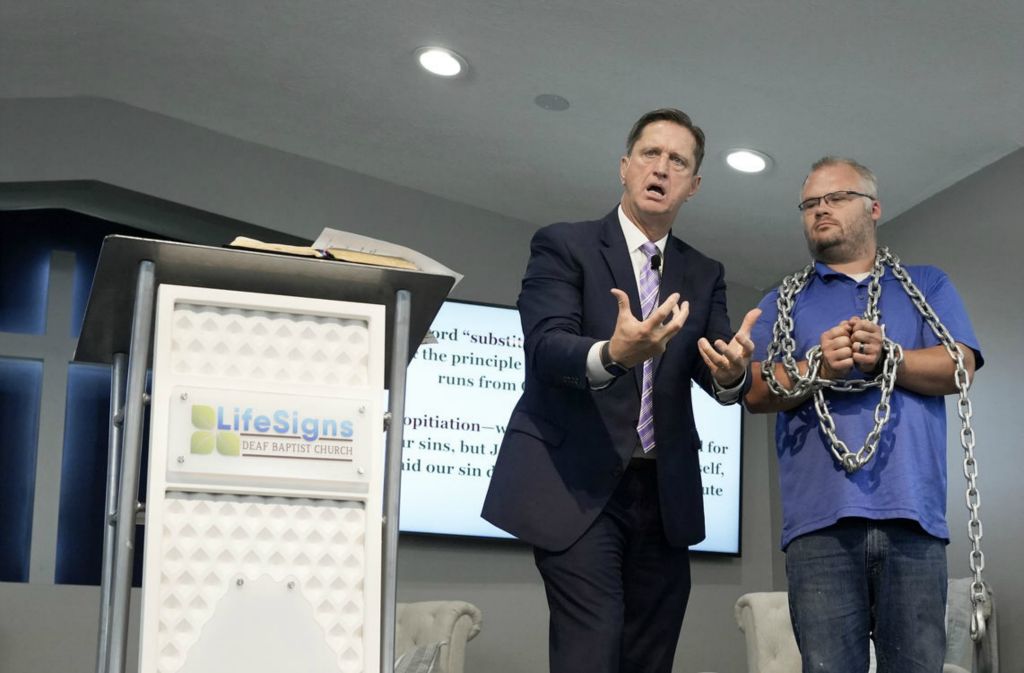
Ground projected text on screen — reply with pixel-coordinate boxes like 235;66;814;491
398;301;742;554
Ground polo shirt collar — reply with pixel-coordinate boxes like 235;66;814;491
813;260;894;284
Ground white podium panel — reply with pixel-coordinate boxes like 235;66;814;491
139;285;385;673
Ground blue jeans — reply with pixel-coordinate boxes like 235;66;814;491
785;518;947;673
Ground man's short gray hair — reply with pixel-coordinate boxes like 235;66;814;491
807;156;879;199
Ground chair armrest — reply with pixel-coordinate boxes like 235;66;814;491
735;592;801;673
395;601;483;673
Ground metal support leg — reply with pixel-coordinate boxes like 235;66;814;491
95;353;127;673
380;290;412;673
107;261;157;673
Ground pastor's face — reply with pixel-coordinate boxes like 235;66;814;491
620;120;701;233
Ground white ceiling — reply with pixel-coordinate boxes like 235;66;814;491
1;0;1022;289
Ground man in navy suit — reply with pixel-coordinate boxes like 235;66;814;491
482;108;760;673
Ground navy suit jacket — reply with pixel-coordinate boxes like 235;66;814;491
482;208;740;552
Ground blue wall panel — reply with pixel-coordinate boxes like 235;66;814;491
0;358;43;582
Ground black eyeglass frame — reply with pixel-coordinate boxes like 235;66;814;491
798;190;877;212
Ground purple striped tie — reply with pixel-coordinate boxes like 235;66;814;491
637;241;660;453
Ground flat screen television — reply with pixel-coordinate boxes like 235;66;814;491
398;300;743;555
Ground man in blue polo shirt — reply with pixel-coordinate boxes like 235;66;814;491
745;156;983;673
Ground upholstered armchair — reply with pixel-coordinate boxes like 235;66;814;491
734;578;997;673
395;600;483;673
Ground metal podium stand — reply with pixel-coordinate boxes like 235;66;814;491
75;236;454;673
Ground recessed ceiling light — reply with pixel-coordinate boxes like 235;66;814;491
415;47;467;78
725;149;772;174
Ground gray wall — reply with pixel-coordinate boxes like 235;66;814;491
877;148;1023;672
0;96;779;673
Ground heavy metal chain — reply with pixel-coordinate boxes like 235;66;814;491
761;247;989;640
886;251;989;641
762;251;903;471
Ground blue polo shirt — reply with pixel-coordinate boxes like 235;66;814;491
751;262;983;549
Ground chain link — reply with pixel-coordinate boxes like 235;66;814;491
761;247;988;640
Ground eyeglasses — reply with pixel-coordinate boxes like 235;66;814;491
798;190;876;212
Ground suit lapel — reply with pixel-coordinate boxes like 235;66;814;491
653;234;693;377
598;210;643;392
659;234;691;309
599;211;641;321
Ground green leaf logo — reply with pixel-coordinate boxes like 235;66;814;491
217;432;241;456
191;405;216;430
191;431;215;454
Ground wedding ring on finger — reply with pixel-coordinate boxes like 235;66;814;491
857;342;866;354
